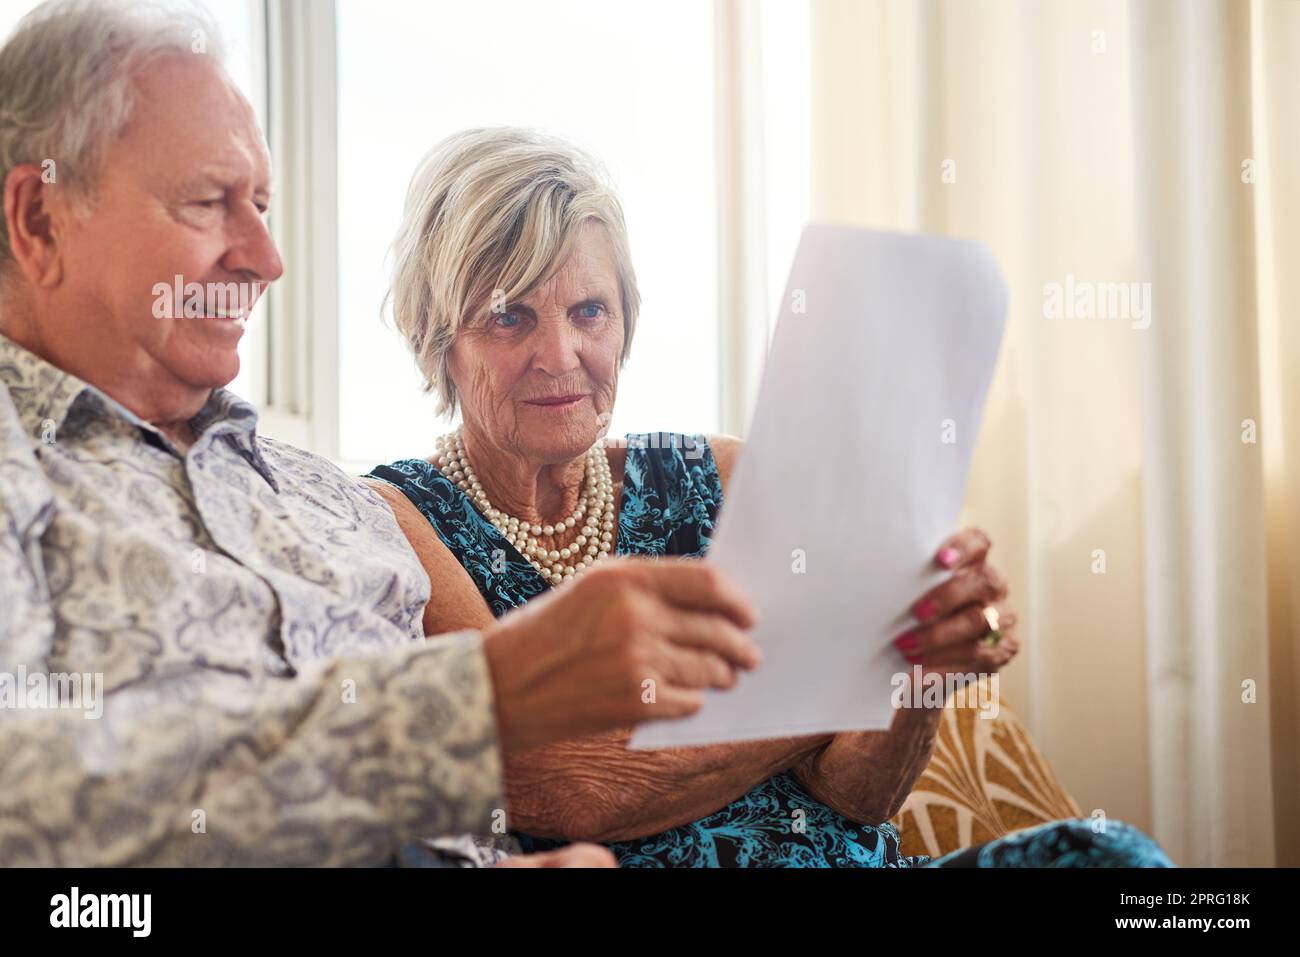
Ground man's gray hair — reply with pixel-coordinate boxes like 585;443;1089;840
0;0;225;269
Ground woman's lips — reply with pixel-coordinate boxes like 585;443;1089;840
523;394;586;409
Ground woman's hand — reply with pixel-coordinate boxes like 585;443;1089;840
793;528;1021;824
892;527;1021;677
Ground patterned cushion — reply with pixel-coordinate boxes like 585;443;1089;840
889;677;1081;859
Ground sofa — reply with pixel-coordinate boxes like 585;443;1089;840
889;676;1083;859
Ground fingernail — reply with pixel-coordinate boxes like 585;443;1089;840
938;547;960;568
914;599;940;622
894;632;920;652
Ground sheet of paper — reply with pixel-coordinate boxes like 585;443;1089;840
632;224;1007;749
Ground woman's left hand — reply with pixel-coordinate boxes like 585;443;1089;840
792;528;1021;824
892;527;1020;676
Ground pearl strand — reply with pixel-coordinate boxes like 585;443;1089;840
434;427;615;585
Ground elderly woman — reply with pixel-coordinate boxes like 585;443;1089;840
364;128;1172;868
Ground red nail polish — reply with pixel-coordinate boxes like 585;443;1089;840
915;599;940;622
894;632;919;651
938;547;960;568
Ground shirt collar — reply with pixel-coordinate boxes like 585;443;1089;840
0;332;275;485
0;331;92;439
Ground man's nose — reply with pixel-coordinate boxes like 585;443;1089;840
531;316;583;377
221;204;284;284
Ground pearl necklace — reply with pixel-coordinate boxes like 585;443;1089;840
434;427;616;586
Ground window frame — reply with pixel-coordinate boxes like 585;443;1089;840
263;0;782;469
258;0;340;458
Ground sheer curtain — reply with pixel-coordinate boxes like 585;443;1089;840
806;0;1297;866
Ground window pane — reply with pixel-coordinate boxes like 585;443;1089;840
336;0;718;466
760;0;811;341
0;2;26;38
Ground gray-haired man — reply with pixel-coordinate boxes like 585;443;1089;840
0;0;759;866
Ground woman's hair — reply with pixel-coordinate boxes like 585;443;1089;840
0;0;225;275
386;127;640;415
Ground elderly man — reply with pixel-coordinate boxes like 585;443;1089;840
0;0;759;866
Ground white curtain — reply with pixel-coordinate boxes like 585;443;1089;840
805;0;1297;866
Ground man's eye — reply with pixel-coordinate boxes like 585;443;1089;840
197;198;225;210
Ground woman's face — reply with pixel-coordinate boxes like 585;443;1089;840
449;220;625;464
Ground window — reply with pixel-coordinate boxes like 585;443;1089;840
0;3;25;39
335;0;719;468
1;0;807;467
758;0;810;340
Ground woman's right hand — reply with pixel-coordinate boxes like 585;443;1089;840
481;557;761;753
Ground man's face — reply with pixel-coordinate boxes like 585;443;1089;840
50;52;282;404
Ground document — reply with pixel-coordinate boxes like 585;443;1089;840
632;224;1007;749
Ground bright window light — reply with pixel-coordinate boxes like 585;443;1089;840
336;0;719;467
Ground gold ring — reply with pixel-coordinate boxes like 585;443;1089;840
982;605;1003;647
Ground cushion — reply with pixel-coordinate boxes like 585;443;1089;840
889;676;1082;859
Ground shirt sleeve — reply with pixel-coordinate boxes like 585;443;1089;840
0;388;504;865
0;620;505;866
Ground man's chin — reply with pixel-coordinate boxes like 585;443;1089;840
169;355;241;397
167;333;244;390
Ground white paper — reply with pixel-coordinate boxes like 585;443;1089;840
632;224;1007;749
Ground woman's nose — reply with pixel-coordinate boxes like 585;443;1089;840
530;318;583;377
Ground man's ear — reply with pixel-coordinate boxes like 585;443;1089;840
3;163;66;288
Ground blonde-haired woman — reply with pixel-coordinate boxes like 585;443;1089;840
365;127;1172;869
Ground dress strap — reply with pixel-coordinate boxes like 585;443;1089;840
365;458;548;618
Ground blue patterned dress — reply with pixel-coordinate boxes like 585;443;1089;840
367;432;1173;868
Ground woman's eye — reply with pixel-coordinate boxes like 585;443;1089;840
493;311;522;328
575;304;604;320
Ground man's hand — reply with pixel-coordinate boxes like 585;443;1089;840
482;558;761;754
495;844;617;867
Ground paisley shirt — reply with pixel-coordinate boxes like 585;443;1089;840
0;333;503;865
